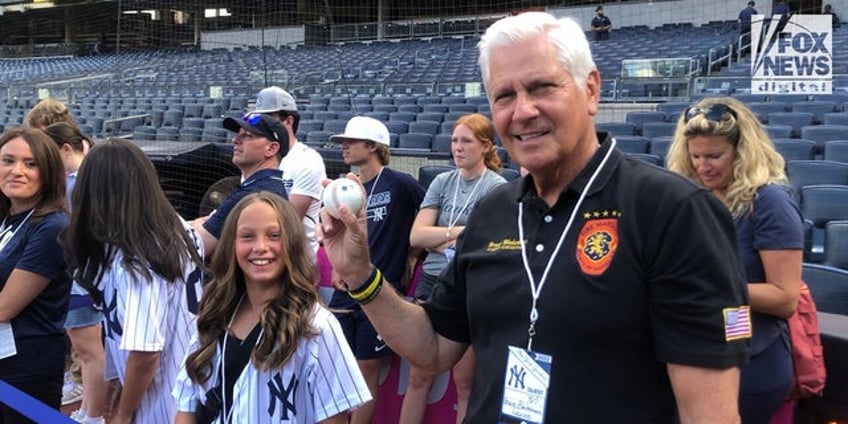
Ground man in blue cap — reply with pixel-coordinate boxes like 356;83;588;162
192;112;290;257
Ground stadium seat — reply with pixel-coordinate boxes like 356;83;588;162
202;104;224;119
313;111;338;121
398;104;423;114
787;160;848;202
133;125;156;141
824;141;848;164
417;112;444;123
156;127;180;141
801;125;848;152
298;120;324;133
432;133;452;153
767;112;815;137
597;122;638;136
364;111;390;122
823;113;848;125
824;220;848;270
748;102;788;122
763;124;793;139
373;104;397;113
792;101;837;124
626;111;666;134
612;136;650;154
408;120;440;135
179;127;203;142
801;184;848;261
449;104;476;113
418;165;455;190
323;120;348;134
640;122;677;139
384;121;409;135
443;111;467;122
389;111;417;123
162;110;184;128
423;104;449;114
500;168;521;181
649;138;673;159
398;132;432;149
184;103;204;118
801;263;848;314
201;127;231;143
182;117;205;129
771;139;816;161
655;102;689;119
306;131;334;144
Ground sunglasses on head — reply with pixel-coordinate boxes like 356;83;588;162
241;112;263;126
683;103;736;123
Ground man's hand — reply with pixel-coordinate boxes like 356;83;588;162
317;174;373;290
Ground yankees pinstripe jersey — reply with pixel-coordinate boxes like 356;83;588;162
99;221;204;423
173;305;371;423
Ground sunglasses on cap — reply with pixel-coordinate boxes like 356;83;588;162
683;103;736;123
241;112;263;126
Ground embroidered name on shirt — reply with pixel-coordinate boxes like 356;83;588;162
487;238;524;252
575;211;620;276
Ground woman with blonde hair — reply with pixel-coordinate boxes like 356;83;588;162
403;113;506;424
174;192;370;423
667;97;802;423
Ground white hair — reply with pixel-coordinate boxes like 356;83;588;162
478;12;596;90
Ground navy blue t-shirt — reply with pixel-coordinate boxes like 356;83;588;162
0;210;71;381
203;168;288;239
331;167;424;308
735;183;804;353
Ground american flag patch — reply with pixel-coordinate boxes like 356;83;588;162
723;306;752;341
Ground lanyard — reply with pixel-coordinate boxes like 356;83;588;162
0;209;35;253
517;139;616;351
446;169;487;238
365;167;384;208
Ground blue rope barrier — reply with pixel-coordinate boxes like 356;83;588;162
0;380;74;423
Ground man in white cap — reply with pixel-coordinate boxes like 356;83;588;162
327;116;424;424
193;112;289;257
254;86;327;258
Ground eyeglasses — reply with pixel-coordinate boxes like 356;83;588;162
683;104;735;123
241;113;263;126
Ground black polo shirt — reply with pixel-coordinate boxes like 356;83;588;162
423;133;750;423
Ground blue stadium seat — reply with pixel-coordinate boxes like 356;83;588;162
398;132;432;149
423;104;449;114
364;111;390;122
801;263;848;314
389;111;417;122
801;125;848;152
373;104;397;113
385;121;409;135
432;133;452;153
823;113;848;125
649;138;673;159
597;122;638;136
313;111;338;121
179;127;203;142
417;112;444;123
133;125;156;141
323;120;348;134
201;127;231;143
501;168;521;181
443;111;467;122
787;160;848;202
767;112;814;137
655;102;689;119
640;122;677;139
184;103;204;118
156;127;180;141
626;111;666;134
824;141;848;164
771;139;816;161
162;110;184;128
763;124;793;139
398;104;423;114
449;104;476;113
182;117;205;129
299;120;324;133
824;220;848;270
792;101;837;124
613;136;650;154
202;104;224;119
748;102;789;122
408;120;440;135
418;165;455;189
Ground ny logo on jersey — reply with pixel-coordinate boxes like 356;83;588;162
267;372;298;419
367;206;388;222
102;288;123;339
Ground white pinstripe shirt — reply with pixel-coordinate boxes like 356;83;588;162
173;305;371;423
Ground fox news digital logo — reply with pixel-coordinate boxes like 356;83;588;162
751;14;832;94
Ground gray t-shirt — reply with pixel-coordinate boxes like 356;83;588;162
420;168;507;275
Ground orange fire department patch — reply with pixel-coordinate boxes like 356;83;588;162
576;217;619;276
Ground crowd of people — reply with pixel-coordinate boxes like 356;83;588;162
0;9;816;424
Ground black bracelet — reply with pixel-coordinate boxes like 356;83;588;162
356;276;383;305
347;265;378;295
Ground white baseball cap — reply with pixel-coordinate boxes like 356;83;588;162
330;116;390;146
253;86;298;113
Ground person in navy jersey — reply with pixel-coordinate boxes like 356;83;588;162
193;113;290;259
668;97;802;423
0;127;70;423
328;116;424;424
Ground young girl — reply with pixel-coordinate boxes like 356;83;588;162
61;138;204;424
44;122;106;424
174;192;370;424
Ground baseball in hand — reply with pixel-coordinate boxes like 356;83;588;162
322;178;365;219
